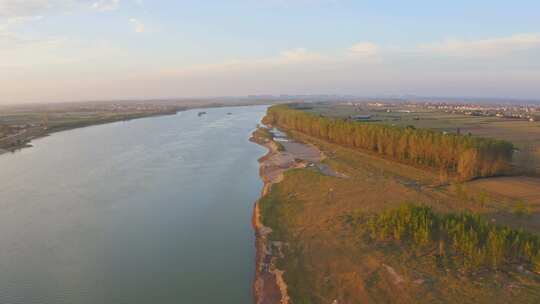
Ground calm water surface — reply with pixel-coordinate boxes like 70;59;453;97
0;106;267;303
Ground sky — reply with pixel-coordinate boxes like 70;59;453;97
1;0;540;104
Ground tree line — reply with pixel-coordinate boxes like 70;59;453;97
263;104;514;180
367;204;540;273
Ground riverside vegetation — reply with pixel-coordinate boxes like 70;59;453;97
366;204;540;273
257;104;540;303
263;104;514;181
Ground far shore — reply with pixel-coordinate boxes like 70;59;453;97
0;109;178;155
0;102;276;155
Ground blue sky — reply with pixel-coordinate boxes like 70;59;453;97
1;0;539;103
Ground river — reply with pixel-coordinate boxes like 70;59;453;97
0;106;267;303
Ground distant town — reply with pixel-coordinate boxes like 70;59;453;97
359;100;540;121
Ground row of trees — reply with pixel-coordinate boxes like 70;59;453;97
263;105;514;180
368;204;540;272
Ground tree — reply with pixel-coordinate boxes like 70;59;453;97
264;104;514;180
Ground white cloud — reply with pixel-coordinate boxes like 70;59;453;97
129;18;145;33
0;0;80;18
92;0;120;12
0;15;50;51
420;34;540;57
0;34;123;70
279;48;325;62
348;42;379;57
0;29;24;47
0;0;48;17
2;15;44;27
257;0;342;9
1;28;539;103
0;0;124;18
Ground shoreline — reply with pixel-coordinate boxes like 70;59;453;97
250;126;329;304
250;133;291;304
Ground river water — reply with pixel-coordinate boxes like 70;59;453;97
0;106;267;304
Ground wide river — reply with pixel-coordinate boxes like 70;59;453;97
0;106;267;303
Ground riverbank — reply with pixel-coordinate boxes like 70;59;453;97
250;126;338;304
250;132;291;304
250;124;540;303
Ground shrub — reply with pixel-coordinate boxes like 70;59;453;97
367;204;540;272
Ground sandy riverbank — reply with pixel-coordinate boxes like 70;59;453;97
250;126;330;304
250;134;290;304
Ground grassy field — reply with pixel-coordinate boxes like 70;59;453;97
259;127;540;303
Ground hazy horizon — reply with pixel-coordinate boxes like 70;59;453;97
1;0;539;104
3;94;540;108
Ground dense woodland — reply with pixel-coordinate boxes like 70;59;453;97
263;104;514;180
367;204;540;272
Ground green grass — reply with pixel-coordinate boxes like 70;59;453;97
253;126;274;141
367;204;540;272
253;126;285;151
260;172;306;240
